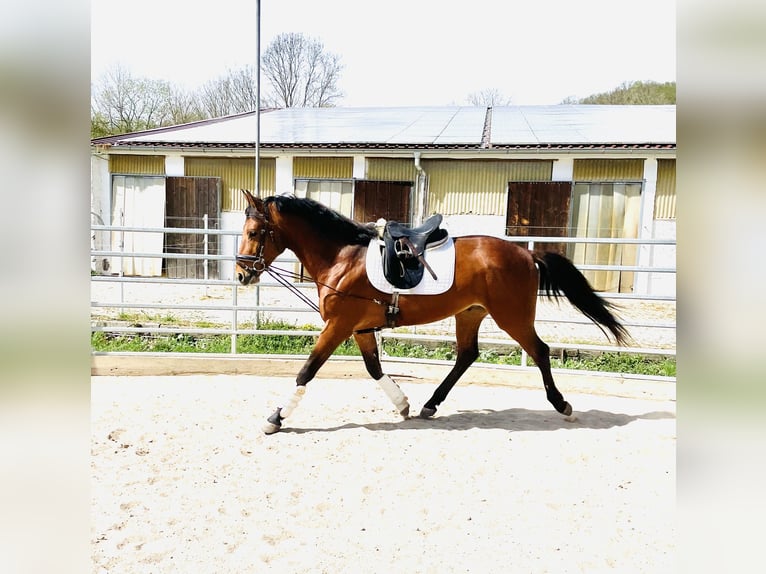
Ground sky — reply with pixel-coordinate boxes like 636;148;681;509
91;0;675;106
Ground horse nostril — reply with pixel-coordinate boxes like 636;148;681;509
237;272;245;283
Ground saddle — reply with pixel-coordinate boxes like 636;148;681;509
380;214;449;289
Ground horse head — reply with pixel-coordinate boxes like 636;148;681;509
235;190;283;285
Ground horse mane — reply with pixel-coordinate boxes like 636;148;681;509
265;195;376;245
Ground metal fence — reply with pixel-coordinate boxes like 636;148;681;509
91;224;676;378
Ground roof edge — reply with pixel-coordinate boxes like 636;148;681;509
90;109;280;145
91;141;676;152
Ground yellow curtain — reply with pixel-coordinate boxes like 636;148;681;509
569;183;641;292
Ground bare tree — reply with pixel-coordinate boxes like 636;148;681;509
466;88;512;107
261;33;343;107
166;85;206;125
197;66;259;117
91;34;344;136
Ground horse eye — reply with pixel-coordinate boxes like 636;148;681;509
248;230;258;239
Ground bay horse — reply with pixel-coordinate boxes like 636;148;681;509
235;191;628;434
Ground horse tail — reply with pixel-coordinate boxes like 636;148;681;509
534;251;630;345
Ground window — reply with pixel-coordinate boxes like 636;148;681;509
568;182;642;293
292;179;354;280
110;175;166;276
294;179;354;217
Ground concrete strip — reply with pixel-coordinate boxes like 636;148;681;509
91;354;675;402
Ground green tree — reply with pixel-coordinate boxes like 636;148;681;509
562;80;676;105
91;64;174;136
91;64;205;137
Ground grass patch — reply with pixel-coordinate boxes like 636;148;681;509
113;311;183;325
92;320;675;377
553;352;676;377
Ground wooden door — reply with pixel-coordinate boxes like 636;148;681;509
353;180;412;225
506;181;572;254
164;176;221;279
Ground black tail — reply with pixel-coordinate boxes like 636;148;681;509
535;252;630;345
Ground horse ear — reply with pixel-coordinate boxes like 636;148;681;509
242;189;263;211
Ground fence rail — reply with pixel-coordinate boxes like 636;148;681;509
91;225;676;377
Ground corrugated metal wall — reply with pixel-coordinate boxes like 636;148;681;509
293;157;353;179
365;158;417;182
109;154;165;175
654;159;676;219
185;157;276;212
424;159;552;215
572;159;644;181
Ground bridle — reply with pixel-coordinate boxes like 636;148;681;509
236;208;272;278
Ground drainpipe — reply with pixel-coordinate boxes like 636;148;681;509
413;152;426;225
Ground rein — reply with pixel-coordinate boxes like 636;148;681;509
264;263;393;320
262;264;321;313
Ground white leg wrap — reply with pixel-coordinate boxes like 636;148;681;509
376;374;409;414
279;386;306;419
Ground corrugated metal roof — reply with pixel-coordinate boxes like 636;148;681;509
92;105;675;150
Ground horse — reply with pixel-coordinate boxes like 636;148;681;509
235;190;629;434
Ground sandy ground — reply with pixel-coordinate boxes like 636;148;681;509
91;364;675;573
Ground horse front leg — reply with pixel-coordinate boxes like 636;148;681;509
353;332;410;418
263;322;352;435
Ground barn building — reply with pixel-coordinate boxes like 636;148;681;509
91;105;676;295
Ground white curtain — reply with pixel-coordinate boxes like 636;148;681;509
568;183;641;292
294;179;353;217
292;179;354;280
111;175;166;276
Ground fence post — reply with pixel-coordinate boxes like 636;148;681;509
520;240;535;368
119;209;125;314
256;284;261;328
203;214;209;297
231;237;238;354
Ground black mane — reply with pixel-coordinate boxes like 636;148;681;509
265;195;376;245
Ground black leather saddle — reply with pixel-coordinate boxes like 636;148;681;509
381;214;449;289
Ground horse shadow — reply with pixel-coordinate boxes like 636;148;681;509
281;408;676;434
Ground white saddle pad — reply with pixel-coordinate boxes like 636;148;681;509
365;237;455;295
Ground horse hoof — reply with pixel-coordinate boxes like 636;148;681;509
263;408;283;434
419;407;437;418
399;404;410;418
561;402;573;417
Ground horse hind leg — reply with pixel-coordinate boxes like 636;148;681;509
421;305;488;418
531;336;573;417
490;305;574;418
516;329;573;418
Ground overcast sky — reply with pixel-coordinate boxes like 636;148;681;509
91;0;676;106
